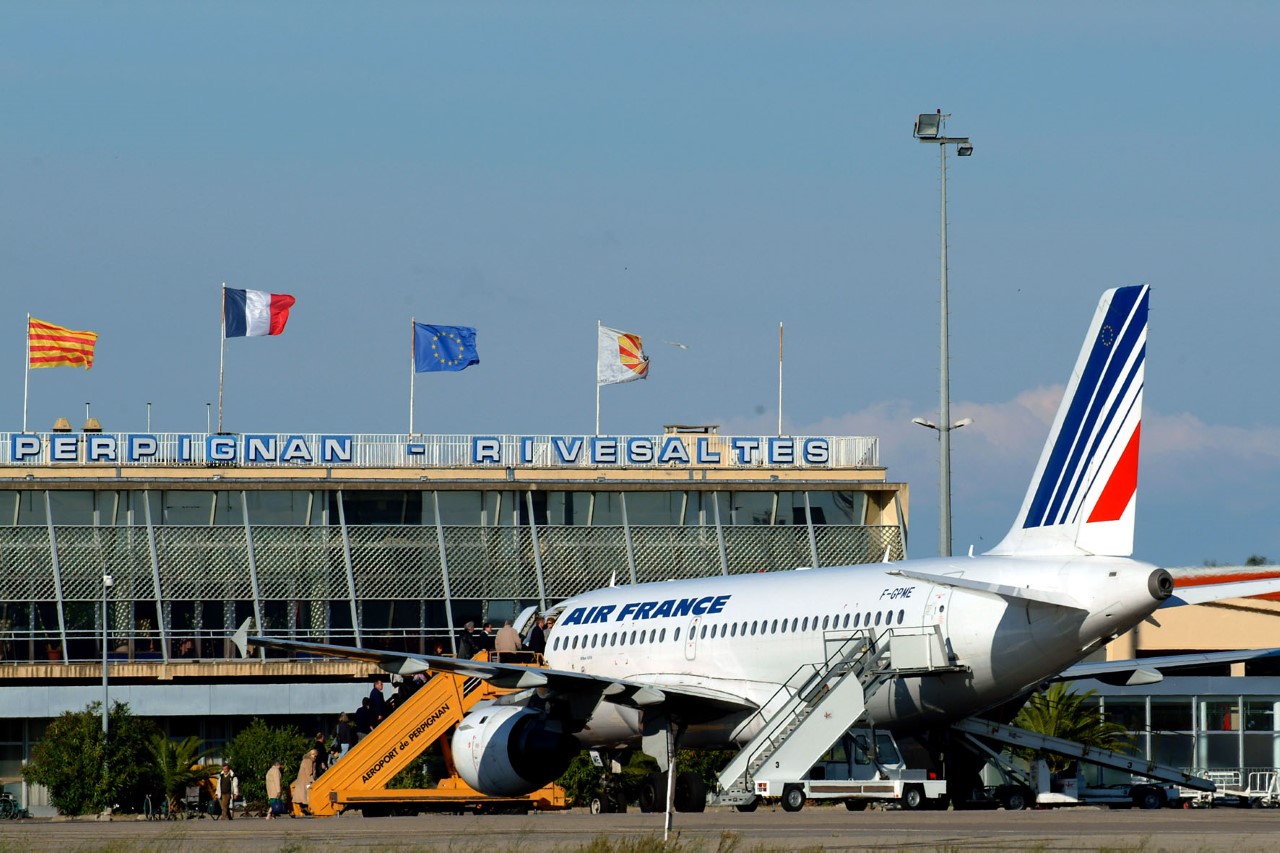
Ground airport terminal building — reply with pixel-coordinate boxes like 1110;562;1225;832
0;425;905;810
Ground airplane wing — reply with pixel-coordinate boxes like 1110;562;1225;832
887;568;1084;610
237;632;755;723
1058;647;1280;686
1162;573;1280;608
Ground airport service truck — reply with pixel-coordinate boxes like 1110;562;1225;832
1030;760;1180;809
750;728;947;812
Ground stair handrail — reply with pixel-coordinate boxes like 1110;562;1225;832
741;633;890;779
719;629;893;793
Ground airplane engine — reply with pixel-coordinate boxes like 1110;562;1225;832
451;704;579;797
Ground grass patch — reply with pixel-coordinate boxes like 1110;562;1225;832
571;834;821;853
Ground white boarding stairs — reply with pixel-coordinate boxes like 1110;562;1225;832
714;627;961;806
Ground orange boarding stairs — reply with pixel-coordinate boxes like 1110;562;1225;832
301;654;567;817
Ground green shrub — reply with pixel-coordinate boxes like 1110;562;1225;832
557;748;730;806
22;701;157;815
225;718;312;807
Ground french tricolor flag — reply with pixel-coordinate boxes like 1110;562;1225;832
223;288;296;338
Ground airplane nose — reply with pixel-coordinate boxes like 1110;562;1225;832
1149;568;1174;601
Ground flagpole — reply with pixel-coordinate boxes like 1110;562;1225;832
595;320;602;437
217;284;226;433
23;314;30;433
777;322;784;437
409;317;416;436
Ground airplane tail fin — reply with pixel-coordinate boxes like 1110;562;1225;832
986;285;1148;557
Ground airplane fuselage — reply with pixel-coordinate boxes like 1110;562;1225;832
544;555;1168;748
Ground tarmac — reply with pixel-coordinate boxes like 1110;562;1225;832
0;806;1277;852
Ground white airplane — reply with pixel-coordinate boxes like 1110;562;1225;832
245;285;1279;808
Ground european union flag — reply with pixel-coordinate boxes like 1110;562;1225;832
414;324;479;373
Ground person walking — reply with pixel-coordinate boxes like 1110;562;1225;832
264;759;283;819
525;615;547;656
369;679;386;727
354;698;372;741
457;621;478;659
291;749;318;815
335;712;355;759
312;731;329;775
495;619;521;657
215;764;239;821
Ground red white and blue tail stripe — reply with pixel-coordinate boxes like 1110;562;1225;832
988;285;1148;557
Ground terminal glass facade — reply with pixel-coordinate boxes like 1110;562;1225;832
1092;682;1280;775
0;485;901;664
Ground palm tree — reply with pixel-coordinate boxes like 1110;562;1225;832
1011;682;1134;772
149;734;218;816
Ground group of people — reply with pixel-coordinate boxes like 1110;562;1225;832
209;679;386;820
209;753;312;820
211;617;554;821
290;678;388;814
456;615;548;660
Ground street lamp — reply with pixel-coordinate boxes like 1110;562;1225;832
914;109;973;557
102;573;112;736
102;572;112;803
911;415;975;557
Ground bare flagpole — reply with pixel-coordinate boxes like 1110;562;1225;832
22;314;30;433
777;322;784;436
594;320;602;436
217;283;226;433
409;317;416;436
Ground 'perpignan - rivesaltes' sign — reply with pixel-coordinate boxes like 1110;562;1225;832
5;433;836;469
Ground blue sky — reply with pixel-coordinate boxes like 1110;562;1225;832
3;2;1278;567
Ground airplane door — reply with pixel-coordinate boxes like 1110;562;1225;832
685;616;700;661
922;578;956;665
921;581;952;622
513;605;539;637
922;581;954;627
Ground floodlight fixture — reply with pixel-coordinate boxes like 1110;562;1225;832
914;112;942;139
957;143;974;157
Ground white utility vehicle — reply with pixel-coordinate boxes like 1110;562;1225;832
1030;760;1180;809
750;728;947;812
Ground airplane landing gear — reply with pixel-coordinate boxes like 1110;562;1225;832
589;749;629;814
638;771;707;813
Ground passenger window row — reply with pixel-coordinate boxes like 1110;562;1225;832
549;608;908;653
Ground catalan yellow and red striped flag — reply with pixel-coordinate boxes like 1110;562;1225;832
28;316;99;369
